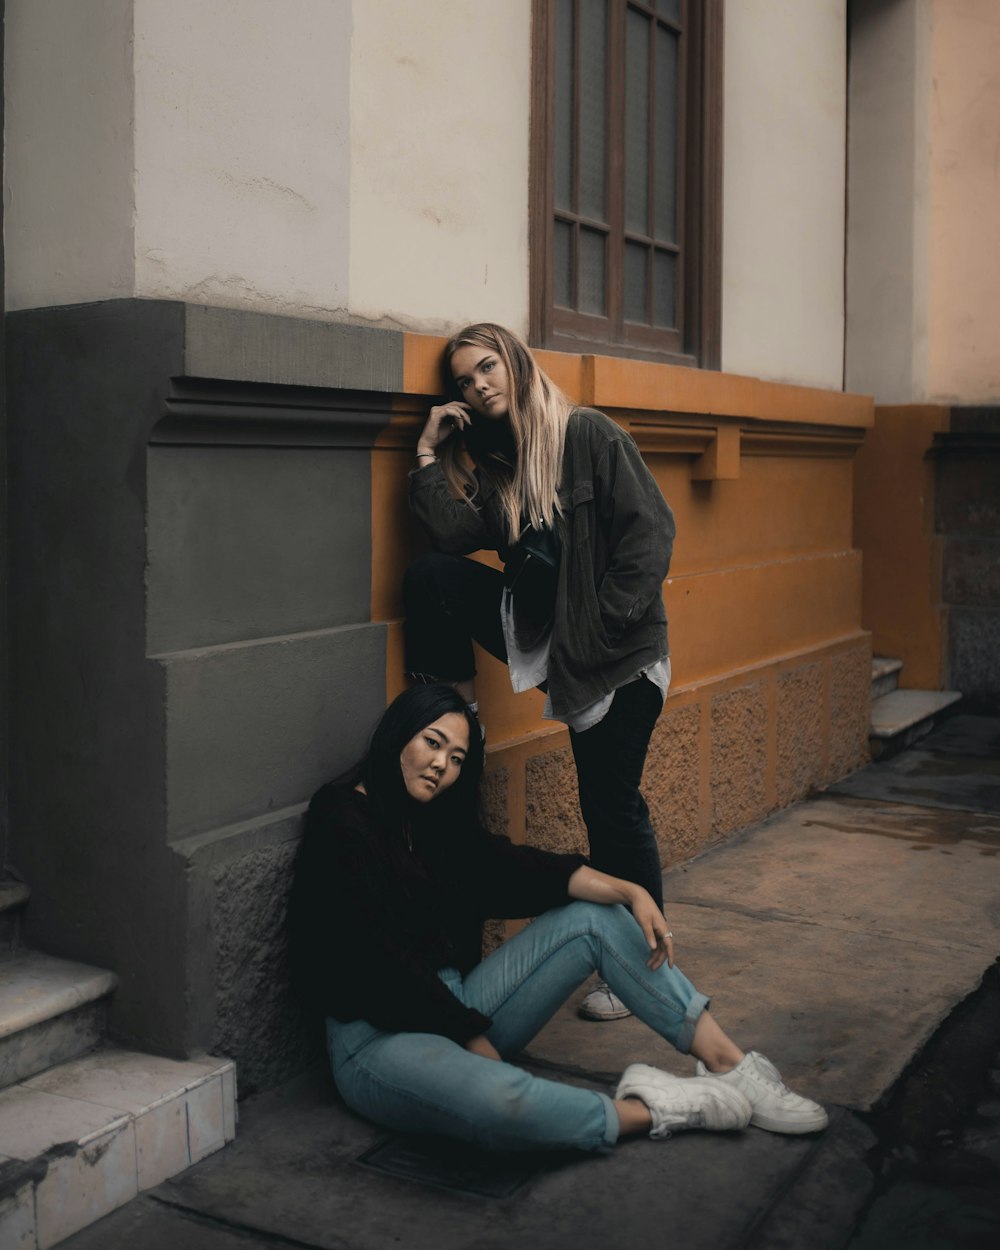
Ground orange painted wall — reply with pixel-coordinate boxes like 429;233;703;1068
385;335;871;722
853;405;949;689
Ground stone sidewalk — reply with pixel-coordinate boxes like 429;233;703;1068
60;714;1000;1250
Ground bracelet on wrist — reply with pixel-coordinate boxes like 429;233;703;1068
416;452;436;461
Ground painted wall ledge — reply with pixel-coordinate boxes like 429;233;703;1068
16;302;870;475
402;331;874;429
11;303;873;438
401;332;873;480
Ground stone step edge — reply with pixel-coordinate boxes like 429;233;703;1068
870;657;905;702
869;689;963;739
0;882;30;915
0;952;117;1041
0;883;30;958
0;1049;236;1250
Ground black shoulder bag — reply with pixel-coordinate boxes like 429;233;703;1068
503;521;562;651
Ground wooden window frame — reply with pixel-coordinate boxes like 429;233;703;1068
530;0;723;368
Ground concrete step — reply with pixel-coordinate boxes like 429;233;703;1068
869;688;963;760
0;1046;236;1250
0;952;117;1091
871;655;903;701
0;881;30;955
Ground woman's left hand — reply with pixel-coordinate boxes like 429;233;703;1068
632;891;675;970
567;865;675;968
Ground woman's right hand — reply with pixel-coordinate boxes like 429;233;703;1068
416;402;473;459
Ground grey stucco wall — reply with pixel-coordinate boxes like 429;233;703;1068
938;409;1000;706
9;301;187;1049
7;301;400;1080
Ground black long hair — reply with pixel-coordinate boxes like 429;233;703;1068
354;683;484;853
288;685;484;1018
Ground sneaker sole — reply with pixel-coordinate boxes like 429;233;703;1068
694;1059;829;1135
750;1108;830;1134
578;1003;633;1021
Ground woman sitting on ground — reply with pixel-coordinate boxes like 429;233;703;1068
287;684;828;1153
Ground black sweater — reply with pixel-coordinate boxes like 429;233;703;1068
287;784;587;1043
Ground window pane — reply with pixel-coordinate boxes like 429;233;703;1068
579;228;607;315
624;241;649;322
654;0;681;23
555;0;574;211
625;8;650;235
578;0;608;221
554;220;573;308
654;25;679;242
653;250;676;327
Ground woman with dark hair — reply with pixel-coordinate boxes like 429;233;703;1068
404;322;676;1020
288;684;827;1153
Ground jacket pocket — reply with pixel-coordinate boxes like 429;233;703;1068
564;481;594;541
567;502;611;656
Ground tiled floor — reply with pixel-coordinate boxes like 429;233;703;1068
0;1049;236;1250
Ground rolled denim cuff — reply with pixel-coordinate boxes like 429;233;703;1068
674;990;711;1055
596;1090;620;1153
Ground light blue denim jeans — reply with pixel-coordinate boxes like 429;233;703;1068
326;901;710;1154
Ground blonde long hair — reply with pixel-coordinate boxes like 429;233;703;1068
439;323;571;544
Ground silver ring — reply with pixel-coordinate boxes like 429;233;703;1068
665;931;674;939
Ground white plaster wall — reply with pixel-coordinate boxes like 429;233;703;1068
131;0;351;317
4;0;135;310
845;0;931;404
721;0;847;389
348;0;532;335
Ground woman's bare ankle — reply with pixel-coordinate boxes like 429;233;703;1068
614;1096;653;1137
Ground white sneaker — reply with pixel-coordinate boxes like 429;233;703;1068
695;1052;829;1134
578;979;632;1021
616;1064;753;1139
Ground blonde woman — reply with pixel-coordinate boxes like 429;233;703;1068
404;323;675;1022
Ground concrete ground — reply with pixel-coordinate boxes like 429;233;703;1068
61;714;1000;1250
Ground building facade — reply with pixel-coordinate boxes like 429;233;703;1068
3;0;998;1091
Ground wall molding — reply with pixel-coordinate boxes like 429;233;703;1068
154;379;392;448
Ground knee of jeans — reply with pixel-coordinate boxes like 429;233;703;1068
404;550;455;593
467;1066;537;1131
561;900;628;938
572;899;643;944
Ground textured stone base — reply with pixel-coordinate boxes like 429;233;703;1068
489;633;872;872
171;809;322;1098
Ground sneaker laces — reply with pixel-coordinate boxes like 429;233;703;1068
652;1106;702;1137
745;1054;817;1109
748;1053;788;1092
657;1086;710;1123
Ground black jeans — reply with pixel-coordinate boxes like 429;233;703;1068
403;551;508;681
403;552;665;908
